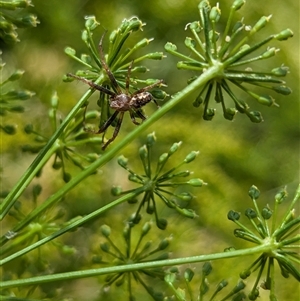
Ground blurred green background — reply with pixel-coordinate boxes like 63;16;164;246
1;0;299;300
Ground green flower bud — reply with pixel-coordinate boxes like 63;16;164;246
185;37;197;49
232;0;246;11
249;185;260;199
117;155;128;168
210;5;221;23
261;47;278;59
252;15;272;33
158;153;169;165
159;237;171;250
84;16;99;30
169;141;182;155
202;262;212;276
62;245;76;255
64;47;76;57
257;95;275;106
248;288;260;300
50;91;59;109
274;29;293;41
174;170;191;177
187;178;206;187
245;208;257;219
165;273;176;284
145;52;165;60
146;132;156;147
232;280;246;293
261;206;272;219
151;88;168;100
111;186;122;196
11;105;24;113
139;145;148;162
100;225;111;237
157;218;167;230
193;94;204;107
33;184;42;197
189;21;201;32
81;54;92;65
275;187;287;204
271;66;289;77
100;242;110;252
272;85;292;95
164;42;178;53
224;107;237;120
63;172;71;183
203;108;215;120
228;210;241;221
127;17;143;32
2;124;17;135
184;268;194;282
142;222;151;235
177;208;197;218
7;69;24;81
81;30;89;43
216;279;228;292
184;151;199;163
247;110;264;123
176;192;194;201
240;269;251;279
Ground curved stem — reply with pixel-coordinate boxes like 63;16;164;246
0;75;104;220
0;189;144;266
0;244;269;289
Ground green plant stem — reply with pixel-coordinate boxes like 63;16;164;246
0;86;99;220
0;244;270;289
0;64;221;245
0;189;144;266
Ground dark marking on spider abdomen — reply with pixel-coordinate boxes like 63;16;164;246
130;92;153;109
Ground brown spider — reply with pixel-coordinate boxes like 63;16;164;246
67;33;164;150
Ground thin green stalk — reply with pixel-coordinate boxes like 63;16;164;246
0;190;143;266
0;244;269;289
0;81;101;220
0;64;221;246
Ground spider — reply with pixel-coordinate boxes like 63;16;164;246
67;33;164;150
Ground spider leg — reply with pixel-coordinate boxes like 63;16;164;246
129;110;143;125
98;33;122;94
96;110;119;134
133;79;164;95
67;73;115;97
125;61;134;93
102;111;124;150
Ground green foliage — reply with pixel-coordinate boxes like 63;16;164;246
0;1;299;301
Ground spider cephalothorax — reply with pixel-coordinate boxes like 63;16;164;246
68;33;163;150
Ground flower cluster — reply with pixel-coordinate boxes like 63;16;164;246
227;185;300;300
0;58;35;135
165;0;293;122
165;262;246;301
64;16;167;134
22;92;102;182
0;0;39;44
93;218;171;300
112;133;206;229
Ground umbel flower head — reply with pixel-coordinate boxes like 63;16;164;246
165;0;293;122
227;185;300;300
93;218;172;300
165;262;246;301
22;92;101;182
112;133;206;229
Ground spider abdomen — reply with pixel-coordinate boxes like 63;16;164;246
130;92;153;109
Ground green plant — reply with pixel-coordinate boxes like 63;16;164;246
1;1;299;301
